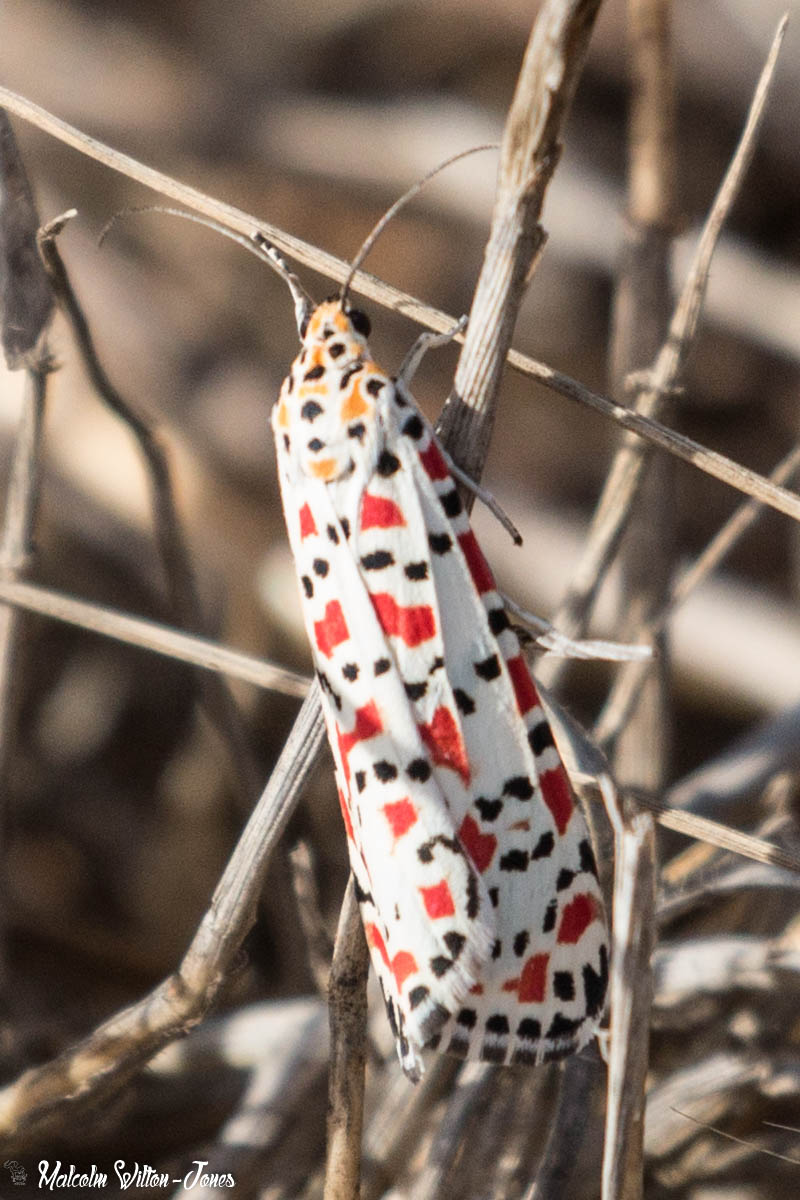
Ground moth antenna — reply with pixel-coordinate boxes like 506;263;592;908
340;143;498;308
99;206;313;334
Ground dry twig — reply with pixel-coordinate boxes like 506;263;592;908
1;87;799;523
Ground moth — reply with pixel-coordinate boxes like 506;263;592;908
265;224;609;1080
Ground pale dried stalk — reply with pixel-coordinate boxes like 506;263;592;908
0;576;309;698
0;371;47;779
1;88;800;522
324;881;370;1200
438;0;603;481
601;3;674;1191
602;809;657;1200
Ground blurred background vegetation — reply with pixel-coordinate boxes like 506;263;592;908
0;1;799;1195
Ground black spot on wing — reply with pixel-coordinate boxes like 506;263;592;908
488;607;511;635
429;532;452;555
404;561;428;581
528;721;555;756
554;971;575;1002
440;490;463;518
503;776;534;800
402;414;424;439
407;758;431;782
361;550;394;570
404;681;427;701
475;798;502;822
474;654;501;681
377;450;401;476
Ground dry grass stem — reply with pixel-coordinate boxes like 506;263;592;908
602;809;657;1200
438;0;603;481
0;88;798;524
324;880;370;1200
289;842;335;996
0;5;796;1196
0;575;309;697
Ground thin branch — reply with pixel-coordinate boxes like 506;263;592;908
0;373;47;765
602;808;657;1200
0;686;326;1149
324;880;370;1200
0;577;310;698
437;0;603;482
1;89;799;523
289;842;335;996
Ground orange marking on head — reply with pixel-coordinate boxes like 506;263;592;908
306;309;325;339
276;402;289;429
310;458;337;480
341;387;369;422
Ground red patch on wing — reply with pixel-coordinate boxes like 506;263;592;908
506;654;539;716
517;953;549;1003
361;492;406;530
459;814;497;873
382;797;418;840
371;592;435;647
419;441;450;481
418;706;470;784
557;893;600;945
540;767;574;835
365;924;418;990
457;530;495;594
314;599;349;658
298;502;317;540
336;701;383;781
391;951;418;990
419;880;455;919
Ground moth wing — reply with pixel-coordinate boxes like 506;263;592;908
361;398;609;1066
275;457;495;1078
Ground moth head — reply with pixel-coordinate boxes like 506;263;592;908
300;298;372;366
274;298;385;483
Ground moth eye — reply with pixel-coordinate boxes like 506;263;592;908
348;308;371;338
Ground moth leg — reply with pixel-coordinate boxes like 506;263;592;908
396;315;467;388
442;453;523;547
